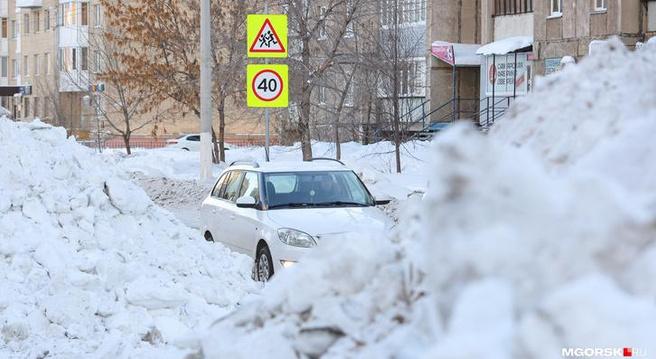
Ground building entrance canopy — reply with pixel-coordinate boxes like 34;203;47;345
476;36;533;55
431;41;481;67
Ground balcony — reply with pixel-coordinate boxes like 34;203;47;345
16;0;42;8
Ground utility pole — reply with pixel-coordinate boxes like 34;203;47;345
264;0;271;162
200;0;213;181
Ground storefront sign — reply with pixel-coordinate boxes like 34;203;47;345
485;53;529;97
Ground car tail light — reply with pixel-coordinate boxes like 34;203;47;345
167;140;178;144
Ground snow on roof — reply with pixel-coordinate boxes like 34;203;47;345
431;41;481;66
476;36;533;56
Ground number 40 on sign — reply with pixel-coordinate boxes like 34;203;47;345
247;64;288;108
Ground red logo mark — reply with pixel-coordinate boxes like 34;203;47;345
624;347;633;357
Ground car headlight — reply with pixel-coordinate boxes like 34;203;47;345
277;228;317;248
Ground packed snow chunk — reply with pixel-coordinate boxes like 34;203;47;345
0;118;258;358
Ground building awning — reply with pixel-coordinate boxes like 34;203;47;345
476;36;533;56
431;41;481;67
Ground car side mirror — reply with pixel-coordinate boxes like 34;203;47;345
236;196;257;208
374;196;392;206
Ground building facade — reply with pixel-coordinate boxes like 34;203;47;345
0;0;101;136
428;0;654;127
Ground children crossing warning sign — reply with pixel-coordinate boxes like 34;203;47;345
247;64;288;108
247;15;287;58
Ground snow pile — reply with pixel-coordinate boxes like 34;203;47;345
0;119;257;358
199;39;656;357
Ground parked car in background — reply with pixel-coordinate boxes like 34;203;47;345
201;158;392;281
166;134;201;151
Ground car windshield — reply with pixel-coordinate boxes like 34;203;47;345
264;171;374;209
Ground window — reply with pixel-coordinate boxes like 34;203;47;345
400;58;426;96
345;82;354;107
94;5;102;27
550;0;562;16
45;53;50;74
1;18;7;38
94;50;101;72
60;3;77;26
12;59;17;78
1;57;7;77
263;171;375;208
239;172;261;203
345;0;354;37
34;97;40;118
72;48;77;70
381;0;426;26
318;6;327;39
81;47;88;70
494;0;533;16
34;11;40;32
24;98;30;118
11;20;16;38
187;135;201;141
222;171;244;202
318;86;326;104
34;54;40;76
594;0;606;11
212;173;231;197
44;10;50;30
23;55;28;76
81;2;88;26
23;14;30;34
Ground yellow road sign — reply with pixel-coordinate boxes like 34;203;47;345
247;64;288;108
247;14;288;58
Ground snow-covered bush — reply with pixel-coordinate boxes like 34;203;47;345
200;39;656;358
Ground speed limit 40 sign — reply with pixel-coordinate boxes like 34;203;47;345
247;64;288;108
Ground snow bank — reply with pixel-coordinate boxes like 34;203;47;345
0;119;257;358
200;39;656;357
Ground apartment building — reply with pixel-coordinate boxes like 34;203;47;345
0;0;103;136
482;0;654;74
428;0;654;126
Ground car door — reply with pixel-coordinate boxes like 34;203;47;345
216;170;245;251
202;170;243;251
201;171;230;243
186;135;201;151
231;171;264;255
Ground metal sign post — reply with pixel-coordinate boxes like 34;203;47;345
247;7;288;162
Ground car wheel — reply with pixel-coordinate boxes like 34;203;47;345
204;231;214;242
256;245;274;282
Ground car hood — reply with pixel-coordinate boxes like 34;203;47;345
265;206;391;239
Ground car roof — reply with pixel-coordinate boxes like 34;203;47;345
226;160;353;173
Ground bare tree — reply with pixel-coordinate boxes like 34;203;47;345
283;0;365;160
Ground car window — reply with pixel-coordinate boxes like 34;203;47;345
267;174;297;194
263;171;374;208
239;172;260;202
222;171;243;202
187;135;201;141
211;173;229;198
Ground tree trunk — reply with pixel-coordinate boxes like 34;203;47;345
123;133;132;155
299;37;313;161
218;98;226;163
211;127;219;164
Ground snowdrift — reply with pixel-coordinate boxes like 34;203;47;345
200;39;656;358
0;120;257;358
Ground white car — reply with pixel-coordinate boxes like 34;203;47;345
166;134;201;151
201;159;392;281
